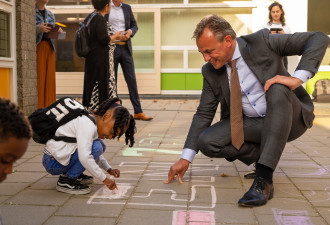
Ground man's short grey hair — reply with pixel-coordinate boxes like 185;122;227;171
193;14;236;42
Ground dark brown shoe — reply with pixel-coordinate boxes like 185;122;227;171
238;177;274;207
134;113;153;121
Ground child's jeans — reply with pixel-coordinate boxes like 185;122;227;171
42;139;105;179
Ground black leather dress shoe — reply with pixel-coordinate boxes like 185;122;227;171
238;177;274;207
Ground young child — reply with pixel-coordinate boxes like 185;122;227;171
42;98;136;194
0;98;32;223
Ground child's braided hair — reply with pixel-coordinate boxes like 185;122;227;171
0;98;32;142
94;98;136;147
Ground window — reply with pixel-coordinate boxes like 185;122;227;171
308;0;330;66
0;11;10;57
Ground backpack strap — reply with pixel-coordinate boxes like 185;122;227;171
86;11;97;27
52;114;96;143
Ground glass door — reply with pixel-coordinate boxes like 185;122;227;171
117;8;161;94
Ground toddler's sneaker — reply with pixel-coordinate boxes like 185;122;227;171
57;175;91;195
77;173;94;185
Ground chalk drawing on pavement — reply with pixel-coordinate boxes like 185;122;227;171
272;208;314;225
172;210;215;225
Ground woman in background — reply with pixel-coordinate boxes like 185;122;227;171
36;0;63;108
262;1;291;69
83;0;124;112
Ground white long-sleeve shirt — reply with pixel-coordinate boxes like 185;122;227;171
45;115;111;182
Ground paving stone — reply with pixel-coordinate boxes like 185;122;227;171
274;183;305;199
316;207;330;224
199;203;255;224
127;192;189;210
0;205;57;225
5;189;70;206
117;209;173;225
26;154;43;163
257;214;328;225
291;178;330;190
2;171;46;183
135;180;190;195
15;162;45;172
301;190;330;207
253;198;318;216
44;216;116;225
0;182;30;195
56;197;124;217
29;177;58;189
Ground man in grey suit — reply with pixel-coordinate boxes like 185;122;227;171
165;15;329;207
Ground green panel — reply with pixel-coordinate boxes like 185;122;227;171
161;73;185;90
185;73;203;90
306;71;330;94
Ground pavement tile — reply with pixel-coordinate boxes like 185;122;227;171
2;171;46;183
127;192;189;210
291;178;330;191
0;205;57;225
316;207;330;224
5;189;70;206
56;197;124;217
252;198;318;216
274;183;305;199
15;162;45;172
26;154;43;163
0;182;30;195
29;177;58;189
199;203;255;224
44;216;116;225
301;190;330;207
0;196;10;204
257;214;328;225
117;209;173;225
135;180;190;194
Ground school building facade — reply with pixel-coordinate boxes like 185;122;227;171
0;0;329;114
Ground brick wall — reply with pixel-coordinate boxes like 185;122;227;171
16;0;37;115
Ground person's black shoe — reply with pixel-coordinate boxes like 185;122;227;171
238;177;274;207
57;175;91;195
77;173;93;185
244;170;256;179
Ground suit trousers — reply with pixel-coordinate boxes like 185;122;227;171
197;84;308;170
114;44;142;114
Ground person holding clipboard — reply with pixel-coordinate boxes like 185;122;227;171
36;0;63;108
262;1;291;69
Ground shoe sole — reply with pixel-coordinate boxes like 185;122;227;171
56;185;91;195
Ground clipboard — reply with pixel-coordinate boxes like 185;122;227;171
45;24;60;39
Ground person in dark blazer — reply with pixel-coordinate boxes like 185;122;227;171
165;15;329;207
106;0;153;121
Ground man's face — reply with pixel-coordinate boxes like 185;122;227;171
0;137;29;183
196;28;233;69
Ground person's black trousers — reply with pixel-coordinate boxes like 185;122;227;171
114;44;142;114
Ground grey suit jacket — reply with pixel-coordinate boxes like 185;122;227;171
184;29;329;152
